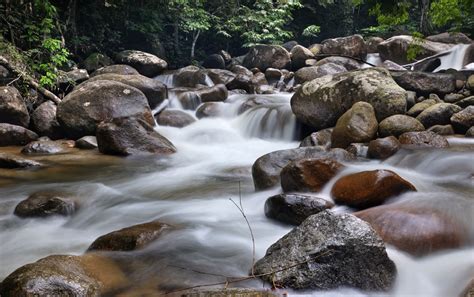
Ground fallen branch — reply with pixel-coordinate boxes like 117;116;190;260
314;54;378;67
0;55;61;104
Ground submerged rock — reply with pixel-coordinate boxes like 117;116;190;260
265;193;333;225
155;109;196;128
399;131;449;148
0;153;42;169
299;128;333;149
367;136;401;159
331;170;416;209
0;123;38;146
21;140;75;155
14;191;77;218
87;221;171;252
253;211;396;290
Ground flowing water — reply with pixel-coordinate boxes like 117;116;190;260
0;78;473;296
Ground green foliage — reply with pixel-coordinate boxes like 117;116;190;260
302;25;321;37
406;31;424;62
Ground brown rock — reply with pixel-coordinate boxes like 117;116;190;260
378;115;425;137
155;109;196;128
321;34;367;59
399;131;449;148
331;170;416;208
416;103;462;128
290;45;315;70
21;140;75;155
427;124;455;135
367;136;401;159
31;101;63;140
0;86;29;127
450;106;474;134
0;153;42;169
0;123;38;146
14;191;77;218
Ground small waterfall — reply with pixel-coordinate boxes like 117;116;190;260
363;53;383;68
204;74;215;87
434;44;472;71
155;72;176;87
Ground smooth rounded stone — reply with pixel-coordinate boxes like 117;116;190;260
87;221;171;252
468;75;474;91
202;54;225;69
243;45;291;71
57;69;89;90
305;58;318;66
355;205;467;256
97;117;176;156
367;136;401;160
57;80;154;139
450;106;474;134
331;102;378;149
75;136;98;149
115;50;167;77
91;64;139;77
179;289;280;297
381;60;406;71
331;170;416;209
230;64;253;77
155;109;196;128
399;131;449;148
466;126;474;137
416;103;462;128
291;45;315;70
291;68;407;131
0;86;29;127
14;191;77;218
280;158;344;193
265;68;282;81
282;40;299;52
21;140;75;155
31;101;63;140
226;73;255;93
378;115;425;137
0;123;38;146
321;34;367;59
174;66;207;87
196;84;228;102
426;32;472;44
377;35;453;64
308;43;322;55
299;128;333;149
217;49;232;64
294;63;347;85
406;91;417;109
253;211;396;290
82;52;113;72
365;37;384;53
406;99;438;117
315;56;363;70
456;96;474;108
204;69;236;85
264;194;334;225
444;93;465;103
176;90;201;110
252;72;268;86
85;73;167;109
427;124;455;135
391;71;456;95
346;143;369;158
0;254;128;296
195;102;224;119
0;153;42;169
252;147;354;191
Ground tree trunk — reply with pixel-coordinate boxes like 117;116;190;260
190;30;201;60
419;0;431;34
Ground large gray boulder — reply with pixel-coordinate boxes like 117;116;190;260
321;34;367;59
450;106;474;134
0;123;38;146
243;45;291;71
253;211;397;290
294;63;347;84
115;50;167;77
31;101;63;140
416;103;462;128
91;64;139;77
291;68;407;130
57;80;154;139
426;32;472;44
0;86;29;127
391;71;456;95
290;45;315;70
155;109;196;128
378;115;425;137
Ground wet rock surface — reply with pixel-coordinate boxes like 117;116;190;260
0;123;38;146
367;136;401;159
115;50;167;77
399;131;449;148
0;153;43;169
14;191;77;217
0;86;30;127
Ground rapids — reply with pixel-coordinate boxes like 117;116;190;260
0;79;473;296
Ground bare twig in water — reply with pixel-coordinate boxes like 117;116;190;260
6;74;22;86
314;53;378;67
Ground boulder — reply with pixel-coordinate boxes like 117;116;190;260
252;147;354;190
291;68;407;130
308;43;322;55
21;140;75;155
91;64;139;77
468;75;474;91
456;96;474;109
87;221;171;252
416;103;462;128
366;37;384;53
253;211;396;290
382;60;406;71
331;170;416;208
0;153;42;169
280;158;344;193
230;65;253;77
450;106;474;134
367;136;401;160
177;90;201;110
195;102;223;119
299;128;333;149
290;45;315;70
466;126;474;137
331;102;379;148
427;124;455;135
174;66;208;88
282;41;299;52
57;80;154;139
377;35;453;64
196;84;228;102
346;143;369;158
75;136;98;149
243;45;291;71
0;86;29;127
155;109;196;128
85;73;167;109
205;69;236;85
115;50;167;77
406;99;438;117
378;115;425;138
226;74;255;94
0;123;38;146
264;194;334;225
321;35;367;59
294;63;347;85
0;254;128;296
315;56;363;70
14;191;77;218
217;50;232;64
82;52;113;72
355;205;467;256
31;101;63;140
444;93;465;104
265;68;282;82
398;131;449;148
202;54;225;69
426;32;472;44
391;71;456;95
97;117;176;156
57;69;89;91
